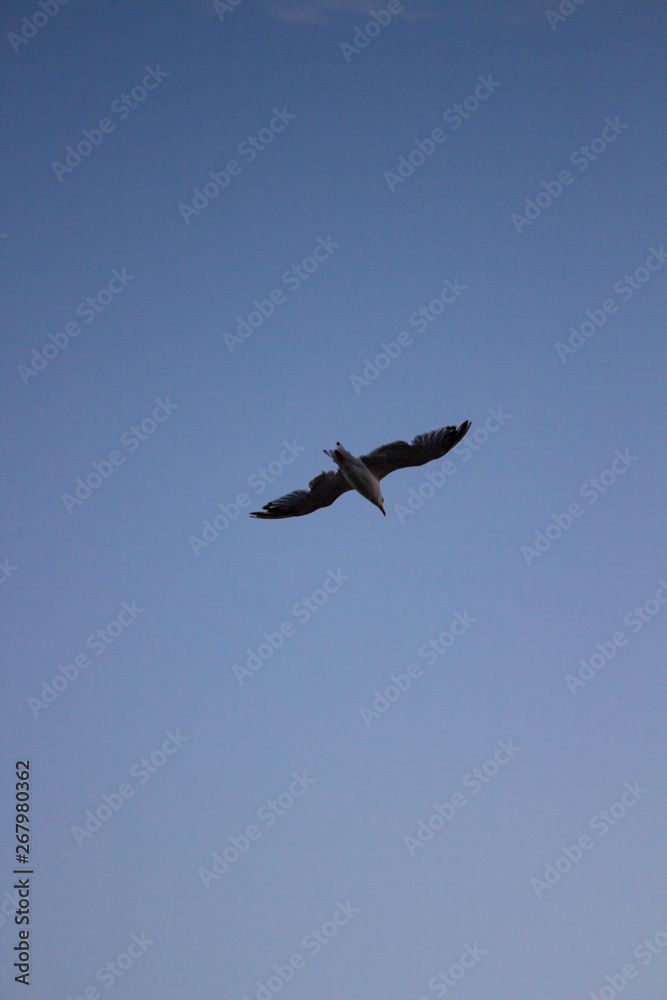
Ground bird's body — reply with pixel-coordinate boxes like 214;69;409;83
250;421;471;519
323;442;387;514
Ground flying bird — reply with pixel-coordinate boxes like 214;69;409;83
250;421;471;519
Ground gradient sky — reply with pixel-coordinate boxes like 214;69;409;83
1;1;666;998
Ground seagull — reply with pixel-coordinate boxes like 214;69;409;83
250;421;471;519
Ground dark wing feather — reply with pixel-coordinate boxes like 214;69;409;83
249;469;352;519
361;421;471;480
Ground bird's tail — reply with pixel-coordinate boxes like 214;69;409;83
324;442;355;466
323;447;343;466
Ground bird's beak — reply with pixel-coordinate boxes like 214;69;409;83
378;502;386;516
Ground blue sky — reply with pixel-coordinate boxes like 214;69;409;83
1;1;666;998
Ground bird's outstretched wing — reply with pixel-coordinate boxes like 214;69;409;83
361;421;471;480
249;469;352;519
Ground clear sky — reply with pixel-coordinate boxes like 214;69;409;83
1;1;666;998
